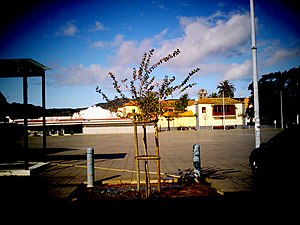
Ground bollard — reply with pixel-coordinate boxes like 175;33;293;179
193;144;201;180
87;147;94;187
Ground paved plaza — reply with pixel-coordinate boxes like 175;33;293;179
21;126;280;198
4;126;297;221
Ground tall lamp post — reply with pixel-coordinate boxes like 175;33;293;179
280;90;284;129
250;0;261;148
222;91;226;130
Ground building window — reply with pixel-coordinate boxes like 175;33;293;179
212;105;236;116
202;107;206;113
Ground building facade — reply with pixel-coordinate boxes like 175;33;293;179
117;97;247;130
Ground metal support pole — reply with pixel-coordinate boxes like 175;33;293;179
42;72;47;162
194;103;200;130
23;76;28;169
87;147;94;187
142;123;151;198
250;0;261;148
133;121;140;194
222;91;226;130
154;122;161;194
280;90;284;129
193;144;201;180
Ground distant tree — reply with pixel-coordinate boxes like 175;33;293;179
247;66;300;126
0;91;9;121
0;91;7;105
208;92;218;98
7;103;43;120
46;108;81;117
0;92;45;120
216;80;236;98
174;93;190;112
160;93;191;131
96;48;200;121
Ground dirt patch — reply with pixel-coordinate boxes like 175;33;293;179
65;177;227;217
69;178;222;203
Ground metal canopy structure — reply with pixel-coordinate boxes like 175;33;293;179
0;58;51;169
0;58;51;78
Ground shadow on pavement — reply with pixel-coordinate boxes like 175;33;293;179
0;175;297;222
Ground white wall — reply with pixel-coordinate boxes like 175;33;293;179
83;125;155;134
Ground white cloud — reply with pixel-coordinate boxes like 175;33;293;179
49;64;110;86
112;34;124;46
91;41;106;49
265;48;300;66
108;12;251;71
47;62;135;100
88;21;109;31
113;40;138;66
153;28;169;41
55;21;79;36
91;34;124;49
52;12;253;90
224;60;252;80
169;13;251;67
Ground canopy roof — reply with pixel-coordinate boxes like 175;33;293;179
0;58;51;78
0;58;50;168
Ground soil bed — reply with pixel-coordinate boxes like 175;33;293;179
69;178;222;202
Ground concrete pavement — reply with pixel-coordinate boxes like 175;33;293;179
2;127;280;200
4;126;298;222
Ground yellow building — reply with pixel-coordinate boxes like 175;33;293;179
117;97;247;130
188;97;246;130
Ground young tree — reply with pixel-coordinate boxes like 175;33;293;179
96;49;200;195
96;48;200;121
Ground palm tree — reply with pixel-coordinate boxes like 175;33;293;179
217;80;236;98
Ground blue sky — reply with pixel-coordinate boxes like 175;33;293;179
0;0;299;108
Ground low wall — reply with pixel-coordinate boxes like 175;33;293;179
83;124;155;134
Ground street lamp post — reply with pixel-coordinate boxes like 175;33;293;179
222;91;226;130
250;0;261;148
280;90;284;129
